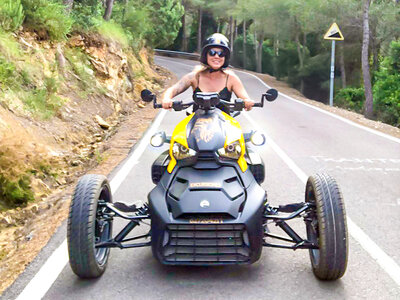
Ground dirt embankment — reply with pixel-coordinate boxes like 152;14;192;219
0;31;173;294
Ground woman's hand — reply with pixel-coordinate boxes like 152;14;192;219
162;98;173;109
244;99;254;111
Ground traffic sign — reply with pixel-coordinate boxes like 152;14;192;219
324;23;344;41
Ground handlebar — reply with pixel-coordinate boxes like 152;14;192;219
140;88;278;114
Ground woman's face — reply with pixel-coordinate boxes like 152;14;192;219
207;47;225;70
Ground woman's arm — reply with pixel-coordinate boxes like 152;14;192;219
228;72;254;110
162;72;195;109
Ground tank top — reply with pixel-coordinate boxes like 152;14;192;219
192;73;232;114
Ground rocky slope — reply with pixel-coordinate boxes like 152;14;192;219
0;30;170;293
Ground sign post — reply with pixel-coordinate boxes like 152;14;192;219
324;23;344;106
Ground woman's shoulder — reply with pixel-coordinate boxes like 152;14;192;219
223;69;236;77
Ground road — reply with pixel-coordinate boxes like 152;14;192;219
4;56;400;299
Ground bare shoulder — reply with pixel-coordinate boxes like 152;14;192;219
224;69;240;81
224;69;242;85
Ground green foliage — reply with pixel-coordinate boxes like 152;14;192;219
96;20;130;47
0;57;18;89
21;0;73;40
143;0;184;48
0;28;22;59
373;40;400;127
112;2;152;50
0;174;34;207
64;47;96;92
0;0;25;32
22;86;64;120
335;87;365;112
71;1;104;30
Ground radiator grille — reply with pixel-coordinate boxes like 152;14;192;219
162;224;250;263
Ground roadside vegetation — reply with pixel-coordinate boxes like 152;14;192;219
167;0;400;128
0;0;183;209
0;0;398;209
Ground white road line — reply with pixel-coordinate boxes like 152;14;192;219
156;58;400;285
236;70;400;144
16;110;167;300
156;56;400;144
244;113;400;286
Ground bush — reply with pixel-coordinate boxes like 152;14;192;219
373;40;400;127
71;1;104;30
0;174;34;207
0;0;25;32
22;0;72;40
0;57;17;89
335;87;365;112
96;20;130;47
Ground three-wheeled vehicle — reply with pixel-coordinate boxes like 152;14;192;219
67;88;348;281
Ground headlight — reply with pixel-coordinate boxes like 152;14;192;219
172;142;197;160
217;140;242;159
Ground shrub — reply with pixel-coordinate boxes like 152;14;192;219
0;0;25;32
22;0;72;40
0;174;34;207
335;87;365;112
96;20;130;47
373;40;400;127
0;57;18;89
71;1;104;30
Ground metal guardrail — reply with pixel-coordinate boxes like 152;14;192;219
154;49;200;61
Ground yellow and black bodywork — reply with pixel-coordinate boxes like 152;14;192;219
149;108;267;265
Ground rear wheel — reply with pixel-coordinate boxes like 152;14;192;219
67;174;113;278
305;173;348;280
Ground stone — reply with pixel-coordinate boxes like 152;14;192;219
95;115;110;129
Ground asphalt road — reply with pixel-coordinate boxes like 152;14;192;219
4;56;400;299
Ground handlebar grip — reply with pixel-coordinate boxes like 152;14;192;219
253;103;262;107
154;103;162;109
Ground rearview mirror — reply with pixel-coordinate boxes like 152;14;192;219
141;89;154;102
265;89;278;102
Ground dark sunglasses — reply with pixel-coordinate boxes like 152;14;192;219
208;49;226;57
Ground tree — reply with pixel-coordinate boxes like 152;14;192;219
63;0;74;13
103;0;114;21
144;0;184;48
362;0;373;119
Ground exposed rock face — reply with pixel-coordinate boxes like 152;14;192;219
0;31;165;209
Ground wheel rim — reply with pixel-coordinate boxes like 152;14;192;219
306;188;320;266
94;186;112;265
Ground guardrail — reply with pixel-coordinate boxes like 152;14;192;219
154;49;200;61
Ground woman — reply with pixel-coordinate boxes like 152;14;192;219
161;33;254;113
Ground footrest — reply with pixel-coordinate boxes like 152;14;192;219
113;202;138;213
278;203;305;213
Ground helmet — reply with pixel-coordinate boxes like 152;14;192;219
200;33;231;69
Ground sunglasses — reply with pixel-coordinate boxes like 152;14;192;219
208;49;226;57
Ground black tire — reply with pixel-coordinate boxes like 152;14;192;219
305;173;348;280
67;174;113;278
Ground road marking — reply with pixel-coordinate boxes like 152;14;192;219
244;113;400;286
156;57;400;144
16;110;167;300
156;57;400;285
236;69;400;145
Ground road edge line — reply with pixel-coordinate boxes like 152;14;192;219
237;70;400;144
243;112;400;287
15;109;167;300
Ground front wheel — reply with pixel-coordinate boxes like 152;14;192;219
305;173;348;280
67;174;113;278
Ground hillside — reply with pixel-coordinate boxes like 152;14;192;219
0;29;170;293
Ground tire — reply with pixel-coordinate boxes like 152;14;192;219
67;174;113;278
305;173;348;280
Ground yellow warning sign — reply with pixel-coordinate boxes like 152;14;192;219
324;23;344;41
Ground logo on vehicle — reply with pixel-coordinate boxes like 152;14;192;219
190;182;221;188
200;200;210;208
189;218;223;224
